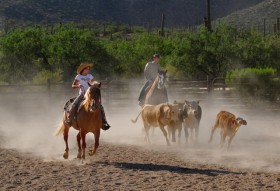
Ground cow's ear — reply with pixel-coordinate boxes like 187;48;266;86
197;100;200;104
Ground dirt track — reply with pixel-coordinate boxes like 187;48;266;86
1;97;280;190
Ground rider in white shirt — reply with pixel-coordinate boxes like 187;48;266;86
66;63;110;130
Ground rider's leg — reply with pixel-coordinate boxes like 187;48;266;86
100;105;111;130
138;81;150;106
66;94;83;126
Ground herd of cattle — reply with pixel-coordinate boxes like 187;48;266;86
131;100;247;150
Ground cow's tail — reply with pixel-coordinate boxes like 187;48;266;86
131;110;143;124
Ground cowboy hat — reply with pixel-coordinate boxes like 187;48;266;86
77;63;93;74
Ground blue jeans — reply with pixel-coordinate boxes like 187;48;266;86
138;81;150;102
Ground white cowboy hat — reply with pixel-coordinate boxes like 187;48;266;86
77;63;93;74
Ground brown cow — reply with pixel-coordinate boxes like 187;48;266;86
167;101;187;144
131;103;179;145
208;110;247;150
168;100;202;145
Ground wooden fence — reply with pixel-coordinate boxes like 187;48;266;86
0;78;280;113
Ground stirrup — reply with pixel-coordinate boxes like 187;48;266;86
101;123;111;131
138;101;144;107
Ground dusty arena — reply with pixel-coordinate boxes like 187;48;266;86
1;88;280;190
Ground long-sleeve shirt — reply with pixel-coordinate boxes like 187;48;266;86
144;61;162;84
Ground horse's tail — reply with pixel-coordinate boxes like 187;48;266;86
131;109;143;123
55;122;65;136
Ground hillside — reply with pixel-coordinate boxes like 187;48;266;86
0;0;264;28
219;0;280;31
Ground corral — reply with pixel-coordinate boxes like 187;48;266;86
0;78;280;190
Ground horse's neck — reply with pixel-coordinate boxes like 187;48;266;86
145;75;159;104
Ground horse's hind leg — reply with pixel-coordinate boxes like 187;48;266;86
63;125;70;159
89;131;100;156
76;132;82;159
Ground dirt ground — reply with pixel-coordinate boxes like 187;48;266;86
1;96;280;190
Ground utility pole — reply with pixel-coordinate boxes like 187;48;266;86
206;0;212;31
160;13;165;37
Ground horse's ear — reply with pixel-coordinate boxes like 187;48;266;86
165;69;167;73
92;81;101;88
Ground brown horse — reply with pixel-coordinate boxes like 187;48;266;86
145;70;168;105
55;81;103;160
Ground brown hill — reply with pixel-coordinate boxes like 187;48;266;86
0;0;264;28
218;0;280;32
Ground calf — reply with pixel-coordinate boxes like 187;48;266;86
131;103;179;145
208;110;247;150
167;101;188;144
182;100;202;144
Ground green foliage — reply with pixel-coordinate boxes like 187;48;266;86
1;22;280;84
226;68;280;101
0;23;115;83
32;69;63;83
167;23;238;79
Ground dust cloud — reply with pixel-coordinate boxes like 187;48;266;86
0;86;280;172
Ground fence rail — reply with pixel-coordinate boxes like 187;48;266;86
1;78;280;113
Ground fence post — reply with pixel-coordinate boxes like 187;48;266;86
47;78;51;99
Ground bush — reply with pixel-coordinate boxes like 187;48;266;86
32;69;63;83
226;68;280;101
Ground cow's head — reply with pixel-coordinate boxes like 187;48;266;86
183;100;200;116
173;100;188;121
236;117;247;126
169;103;180;123
163;103;179;123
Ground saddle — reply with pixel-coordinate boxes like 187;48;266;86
63;97;76;112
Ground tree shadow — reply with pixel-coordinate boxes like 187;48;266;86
97;161;244;176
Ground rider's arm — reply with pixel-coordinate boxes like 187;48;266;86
144;63;155;83
72;79;82;89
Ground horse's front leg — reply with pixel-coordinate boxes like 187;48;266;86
89;131;100;156
63;125;70;159
80;131;87;160
76;132;82;159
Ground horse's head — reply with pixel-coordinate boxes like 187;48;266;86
157;70;167;89
84;81;102;109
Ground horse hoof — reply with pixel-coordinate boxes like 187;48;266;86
88;150;96;156
63;153;69;159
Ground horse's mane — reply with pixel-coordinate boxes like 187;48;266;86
82;82;101;111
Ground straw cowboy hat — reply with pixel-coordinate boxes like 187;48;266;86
77;63;93;74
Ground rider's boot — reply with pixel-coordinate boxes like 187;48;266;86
66;103;78;126
100;105;111;130
65;95;83;126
